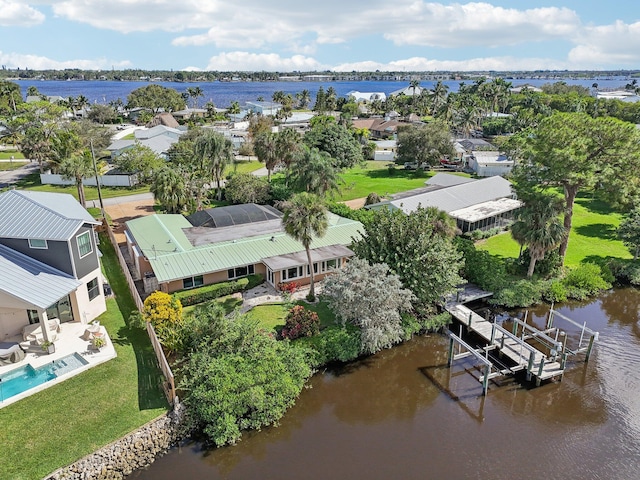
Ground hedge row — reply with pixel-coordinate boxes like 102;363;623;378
173;274;264;306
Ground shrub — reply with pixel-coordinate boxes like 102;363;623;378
173;275;263;306
364;192;381;206
401;312;451;339
515;249;562;278
278;281;298;294
297;325;361;366
225;173;271;205
455;237;507;291
562;263;611;300
281;305;320;340
490;279;544;308
543;280;568;303
608;259;640;286
143;291;183;351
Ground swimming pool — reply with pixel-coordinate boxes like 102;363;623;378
0;353;89;402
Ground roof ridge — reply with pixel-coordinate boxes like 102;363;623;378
11;190;80;223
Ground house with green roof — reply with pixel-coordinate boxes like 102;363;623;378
125;204;363;294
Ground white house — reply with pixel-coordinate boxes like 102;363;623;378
346;91;387;102
468;151;515;177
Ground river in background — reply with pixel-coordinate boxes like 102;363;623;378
130;288;640;480
13;77;631;108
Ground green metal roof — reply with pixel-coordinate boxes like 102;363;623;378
126;212;363;283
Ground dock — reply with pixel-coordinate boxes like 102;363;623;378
446;303;565;389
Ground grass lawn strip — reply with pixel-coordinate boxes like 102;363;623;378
245;300;336;332
0;234;167;480
335;162;472;202
0;161;29;171
478;195;632;267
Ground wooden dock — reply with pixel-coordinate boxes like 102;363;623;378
446;303;565;387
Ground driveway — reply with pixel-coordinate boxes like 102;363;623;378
0;161;39;189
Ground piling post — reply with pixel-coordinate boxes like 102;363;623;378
468;311;473;328
546;304;555;330
490;322;496;344
482;365;490;396
585;334;596;362
527;352;535;381
447;336;455;367
578;321;587;349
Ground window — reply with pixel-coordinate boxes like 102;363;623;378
227;265;255;280
76;231;93;258
28;239;48;249
182;275;204;289
326;259;337;269
87;278;100;300
282;266;303;281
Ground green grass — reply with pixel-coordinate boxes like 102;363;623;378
11;173;150;201
0;161;29;171
0;151;25;160
0;234;167;480
226;160;263;175
478;193;632;267
335;162;471;201
246;300;336;332
182;294;243;317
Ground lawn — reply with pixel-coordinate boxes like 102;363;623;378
335;162;471;201
245;300;336;332
0;161;29;171
11;172;150;201
0;234;167;480
226;160;263;175
478;194;632;267
0;150;25;160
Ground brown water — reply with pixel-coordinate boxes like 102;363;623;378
131;288;640;480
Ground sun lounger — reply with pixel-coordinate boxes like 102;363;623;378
22;318;61;340
0;342;26;365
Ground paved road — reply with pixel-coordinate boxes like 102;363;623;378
0;162;39;189
86;192;154;208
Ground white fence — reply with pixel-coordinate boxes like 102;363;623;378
373;150;396;161
40;172;140;187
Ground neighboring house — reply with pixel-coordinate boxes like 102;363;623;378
367;173;521;233
245;101;282;116
509;85;543;94
346;91;387;102
596;90;640;103
125;203;362;294
107;125;186;159
467;151;514;177
0;190;107;341
172;108;207;121
370;118;411;139
389;85;428;97
372;140;397;161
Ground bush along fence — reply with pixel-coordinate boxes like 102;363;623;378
103;219;176;406
172;274;264;306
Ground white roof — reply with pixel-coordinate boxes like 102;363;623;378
426;173;475;188
449;198;523;223
346;91;387;102
472;151;513;166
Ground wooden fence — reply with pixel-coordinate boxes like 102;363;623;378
103;220;176;405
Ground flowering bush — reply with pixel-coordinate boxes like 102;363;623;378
278;281;299;294
281;305;320;340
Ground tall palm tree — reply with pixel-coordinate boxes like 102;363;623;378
431;81;449;116
275;128;303;174
193;130;234;201
151;167;189;214
187;86;204;108
511;195;566;278
253;131;279;182
59;151;97;208
282;193;328;300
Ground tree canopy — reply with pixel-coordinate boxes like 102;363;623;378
352;207;464;310
323;257;415;354
303;116;363;169
396;121;455;168
512;112;640;260
127;84;185;113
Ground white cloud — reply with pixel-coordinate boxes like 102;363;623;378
205;52;325;72
332;56;569;72
40;1;582;50
0;1;45;26
568;21;640;68
0;50;131;70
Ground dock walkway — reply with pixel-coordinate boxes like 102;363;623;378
446;303;564;386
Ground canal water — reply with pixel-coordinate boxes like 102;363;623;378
131;288;640;479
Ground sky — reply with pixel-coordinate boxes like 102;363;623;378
1;1;639;72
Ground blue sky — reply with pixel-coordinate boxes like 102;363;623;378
1;1;639;71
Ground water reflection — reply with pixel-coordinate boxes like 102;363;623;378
131;289;640;480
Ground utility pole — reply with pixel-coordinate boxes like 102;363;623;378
90;139;106;219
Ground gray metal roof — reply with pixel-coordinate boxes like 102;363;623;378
0;190;98;241
0;244;81;309
371;176;515;215
426;173;475;188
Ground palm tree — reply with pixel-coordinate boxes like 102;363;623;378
296;89;311;109
151;167;189;214
289;147;342;198
282;193;328;300
59;151;97;208
193;130;234;201
275;128;303;174
187;87;204;109
430;81;449;115
253;131;278;182
425;206;458;238
511;195;566;278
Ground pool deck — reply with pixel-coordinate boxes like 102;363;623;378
0;321;116;408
